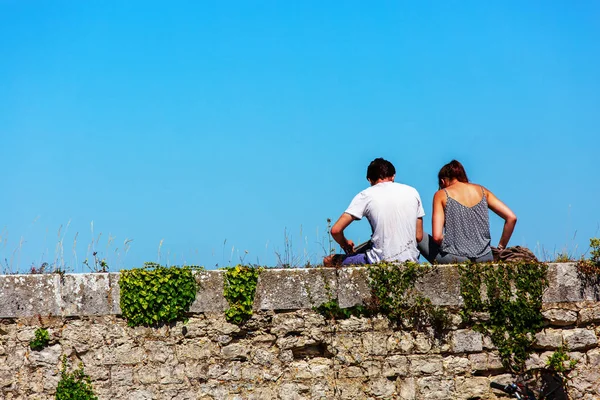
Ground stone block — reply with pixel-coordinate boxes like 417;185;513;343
487;353;505;371
382;355;409;378
525;352;544;370
221;343;250;361
362;332;388;355
337;316;371;332
270;314;306;336
442;356;470;375
587;349;600;367
579;305;600;325
387;331;414;354
278;382;310;400
252;348;276;366
110;365;133;385
417;377;455;400
454;376;491;400
368;377;396;398
543;308;578;326
451;329;483;353
114;343;146;365
309;358;332;378
414;265;462;306
563;329;598;351
28;344;62;367
482;335;496;350
144;340;174;363
115;389;153;400
468;353;488;372
396;377;417;400
108;273;122;314
190;270;228;313
337;267;370;308
288;360;312;379
60;273;112;316
535;329;564;349
337;265;463;308
253;268;337;310
408;355;443;375
0;274;60;317
543;263;587;302
176;338;217;361
413;332;433;354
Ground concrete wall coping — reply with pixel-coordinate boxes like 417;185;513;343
0;263;595;318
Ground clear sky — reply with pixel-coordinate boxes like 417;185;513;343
1;1;599;272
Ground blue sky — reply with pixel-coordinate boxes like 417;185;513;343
1;1;599;272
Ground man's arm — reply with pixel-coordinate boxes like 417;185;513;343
330;213;357;253
416;217;423;243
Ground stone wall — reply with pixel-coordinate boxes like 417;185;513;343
0;263;599;399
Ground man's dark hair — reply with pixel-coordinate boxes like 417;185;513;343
366;158;396;182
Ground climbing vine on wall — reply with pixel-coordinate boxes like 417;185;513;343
367;262;449;333
223;265;262;324
55;355;98;400
119;262;200;327
458;261;549;373
312;262;449;335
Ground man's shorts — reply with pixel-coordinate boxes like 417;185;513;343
341;253;369;265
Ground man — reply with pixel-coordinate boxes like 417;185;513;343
324;158;424;266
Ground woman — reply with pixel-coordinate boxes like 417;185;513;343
418;160;517;263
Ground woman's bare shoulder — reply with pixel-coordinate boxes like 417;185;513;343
433;189;445;199
465;182;487;192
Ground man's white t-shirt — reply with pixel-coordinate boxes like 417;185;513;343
345;181;425;263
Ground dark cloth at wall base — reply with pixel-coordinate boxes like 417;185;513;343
491;246;539;263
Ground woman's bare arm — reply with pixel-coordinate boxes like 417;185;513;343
432;190;445;244
485;187;517;249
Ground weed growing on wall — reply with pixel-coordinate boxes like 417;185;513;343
546;346;578;378
119;262;200;327
575;238;600;298
314;298;368;320
526;346;578;399
312;270;368;320
55;355;97;400
82;251;109;273
577;237;600;272
223;265;262;324
367;262;449;333
29;327;50;351
458;261;549;373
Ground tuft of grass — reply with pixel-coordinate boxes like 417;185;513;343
554;252;576;263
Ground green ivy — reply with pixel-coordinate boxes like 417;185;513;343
314;298;369;320
223;265;262;325
311;262;449;333
55;355;97;400
458;261;549;373
366;262;449;334
546;346;578;376
30;327;50;351
119;262;200;327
